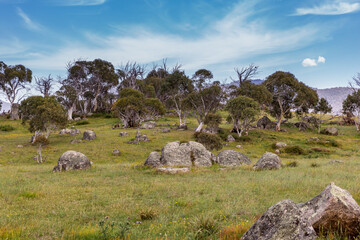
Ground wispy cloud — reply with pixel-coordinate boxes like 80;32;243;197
16;8;43;31
302;56;326;67
14;1;330;77
58;0;106;6
294;1;360;16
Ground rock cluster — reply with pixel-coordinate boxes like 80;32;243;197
241;183;360;240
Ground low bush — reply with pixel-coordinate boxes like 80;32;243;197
190;215;220;240
139;208;156;221
34;135;49;145
285;161;298;167
75;120;90;125
284;145;306;155
0;124;15;132
194;132;223;151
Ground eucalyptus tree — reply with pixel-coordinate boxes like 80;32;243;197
160;69;194;127
264;71;318;131
0;61;32;119
343;90;360;131
314;97;333;133
225;96;260;137
34;74;54;97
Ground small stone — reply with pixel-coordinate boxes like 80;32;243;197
310;137;320;141
70;139;82;144
275;149;280;154
275;142;287;149
83;130;96;141
226;135;235;142
17;145;24;148
236;145;242;149
161;128;171;133
112;149;121;156
328;160;344;164
119;132;129;137
157;167;190;174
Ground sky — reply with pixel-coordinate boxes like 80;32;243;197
0;0;360;93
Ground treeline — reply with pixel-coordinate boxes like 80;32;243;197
1;59;360;138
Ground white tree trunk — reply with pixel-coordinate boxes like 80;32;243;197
195;122;204;132
67;106;74;121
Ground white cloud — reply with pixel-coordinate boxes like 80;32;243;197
294;1;360;16
318;56;326;63
58;0;106;6
302;56;326;67
302;58;318;67
16;8;43;31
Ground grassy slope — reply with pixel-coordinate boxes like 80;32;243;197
0;116;360;239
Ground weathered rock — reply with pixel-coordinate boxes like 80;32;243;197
60;128;80;135
226;135;236;142
17;145;23;148
160;141;213;167
127;140;140;145
253;152;281;170
275;149;280;154
119;132;129;137
70;139;82;144
328;160;344;164
257;116;275;129
241;200;317;240
309;137;320;142
140;121;156;129
74;117;81;121
53;151;91;172
177;125;188;131
298;182;360;237
136;131;149;142
275;142;287;149
144;152;161;168
83;130;96;141
161;128;171;133
294;122;311;131
236;145;242;149
157;167;190;174
112;149;121;156
321;127;339;136
217;150;251;167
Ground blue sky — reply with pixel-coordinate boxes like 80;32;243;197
0;0;360;90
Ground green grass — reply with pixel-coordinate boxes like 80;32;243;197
1;116;360;239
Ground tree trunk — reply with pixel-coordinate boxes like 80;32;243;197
10;103;20;120
195;122;204;132
318;124;321;134
235;122;242;137
67;105;74;121
276;115;283;131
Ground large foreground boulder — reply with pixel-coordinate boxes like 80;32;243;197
217;150;251;167
160;141;213;167
144;152;161;168
241;200;317;240
83;130;96;140
298;182;360;237
253;152;281;170
53;151;91;172
321;127;339;136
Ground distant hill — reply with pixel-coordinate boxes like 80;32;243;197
316;87;353;114
0;101;10;113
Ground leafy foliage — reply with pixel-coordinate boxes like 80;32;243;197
194;132;223;151
0;124;15;131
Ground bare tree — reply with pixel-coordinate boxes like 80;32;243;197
231;64;259;87
118;62;146;89
35;74;54;97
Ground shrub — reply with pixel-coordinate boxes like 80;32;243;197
75;120;90;125
286;161;298;167
139;208;156;220
33;135;49;145
311;147;330;153
284;145;306;155
0;125;15;132
204;113;222;128
194;132;223;151
311;163;320;168
190;216;220;240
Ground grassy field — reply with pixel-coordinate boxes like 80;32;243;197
1;115;360;239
